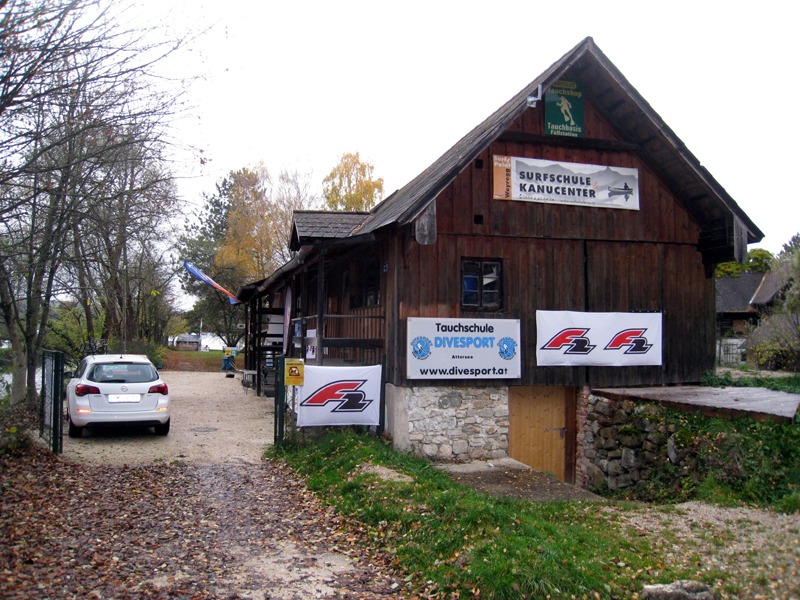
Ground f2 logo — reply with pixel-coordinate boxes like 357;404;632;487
541;328;596;354
301;380;373;412
605;329;652;354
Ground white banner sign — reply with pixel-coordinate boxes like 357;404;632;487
297;365;382;427
536;311;662;366
407;318;521;379
493;155;639;210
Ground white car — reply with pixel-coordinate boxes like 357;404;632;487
66;354;170;438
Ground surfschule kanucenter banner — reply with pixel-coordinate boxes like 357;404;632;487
493;155;639;210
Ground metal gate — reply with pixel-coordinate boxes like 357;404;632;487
40;350;64;454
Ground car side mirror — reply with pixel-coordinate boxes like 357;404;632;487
64;371;74;379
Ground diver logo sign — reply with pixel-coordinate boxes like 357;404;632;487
536;311;661;366
296;365;382;427
407;317;521;380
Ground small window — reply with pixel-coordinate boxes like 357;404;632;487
349;253;381;309
461;258;502;309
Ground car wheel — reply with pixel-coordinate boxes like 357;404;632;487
67;416;83;439
154;419;170;436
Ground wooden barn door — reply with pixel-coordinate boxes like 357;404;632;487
508;387;572;481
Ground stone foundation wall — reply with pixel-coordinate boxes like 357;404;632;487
576;391;678;490
400;385;509;461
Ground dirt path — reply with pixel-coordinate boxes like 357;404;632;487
17;369;796;598
50;370;403;599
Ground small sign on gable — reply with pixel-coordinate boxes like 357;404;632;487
545;80;584;138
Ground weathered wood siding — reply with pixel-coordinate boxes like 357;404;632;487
391;100;714;387
294;247;388;365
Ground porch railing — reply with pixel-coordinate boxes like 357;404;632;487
289;314;385;365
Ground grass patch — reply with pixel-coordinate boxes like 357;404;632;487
162;348;227;371
600;372;800;511
702;370;800;394
273;430;701;599
666;410;800;509
773;491;800;514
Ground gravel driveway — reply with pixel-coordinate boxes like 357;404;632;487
48;370;403;599
63;371;273;466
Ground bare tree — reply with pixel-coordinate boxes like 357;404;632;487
0;0;187;408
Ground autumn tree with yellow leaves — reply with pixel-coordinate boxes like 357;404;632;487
322;152;384;211
179;164;316;344
218;164;315;278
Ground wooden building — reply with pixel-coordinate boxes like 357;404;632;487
174;333;202;351
237;38;762;482
715;273;763;336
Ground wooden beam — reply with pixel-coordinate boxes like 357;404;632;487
497;131;639;153
316;250;325;365
415;200;437;245
321;338;385;349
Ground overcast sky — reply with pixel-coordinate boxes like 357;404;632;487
137;0;797;255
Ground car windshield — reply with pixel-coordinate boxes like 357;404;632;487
88;363;157;384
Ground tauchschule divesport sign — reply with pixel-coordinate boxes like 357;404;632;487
407;318;521;379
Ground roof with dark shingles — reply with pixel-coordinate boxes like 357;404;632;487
291;211;370;249
751;261;793;306
287;37;762;268
352;36;762;243
175;333;202;342
715;273;764;313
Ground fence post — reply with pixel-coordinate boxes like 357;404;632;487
274;355;285;447
377;358;386;436
39;350;64;455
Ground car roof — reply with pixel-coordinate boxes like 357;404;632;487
84;354;153;364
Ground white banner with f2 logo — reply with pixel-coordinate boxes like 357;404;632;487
296;365;382;427
536;311;662;366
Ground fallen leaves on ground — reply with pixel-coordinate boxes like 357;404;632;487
0;447;404;599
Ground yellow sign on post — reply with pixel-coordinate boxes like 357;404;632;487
285;358;304;386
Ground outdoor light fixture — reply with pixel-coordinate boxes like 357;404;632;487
526;84;542;107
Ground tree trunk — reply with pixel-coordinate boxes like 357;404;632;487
10;349;28;410
25;349;38;411
73;231;95;339
0;260;28;408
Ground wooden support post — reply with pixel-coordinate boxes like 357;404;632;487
316;250;326;365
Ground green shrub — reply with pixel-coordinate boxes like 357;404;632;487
772;491;800;514
701;370;735;387
663;412;799;507
0;425;34;456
